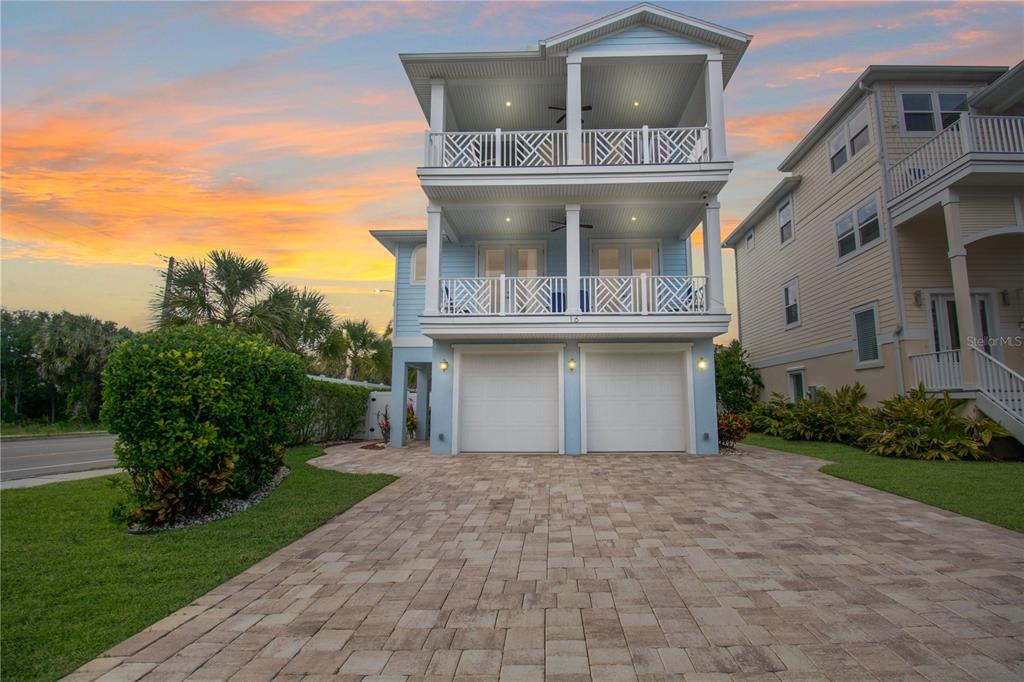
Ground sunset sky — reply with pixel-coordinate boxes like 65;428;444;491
2;1;1022;338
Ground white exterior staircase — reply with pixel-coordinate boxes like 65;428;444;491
974;350;1024;443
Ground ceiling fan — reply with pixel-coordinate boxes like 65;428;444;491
548;104;593;124
550;220;595;232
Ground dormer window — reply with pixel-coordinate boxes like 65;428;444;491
828;104;870;174
898;90;969;135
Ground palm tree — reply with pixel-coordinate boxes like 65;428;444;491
153;250;336;361
339;319;380;380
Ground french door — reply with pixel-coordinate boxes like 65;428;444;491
479;244;544;313
590;243;659;312
930;292;994;355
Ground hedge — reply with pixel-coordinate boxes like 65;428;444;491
101;325;306;525
290;379;371;445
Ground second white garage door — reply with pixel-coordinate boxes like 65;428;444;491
458;351;560;453
585;349;689;452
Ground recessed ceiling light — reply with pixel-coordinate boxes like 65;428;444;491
630;216;637;221
505;101;512;107
505;216;512;223
633;101;640;107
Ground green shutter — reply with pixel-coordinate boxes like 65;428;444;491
855;308;879;362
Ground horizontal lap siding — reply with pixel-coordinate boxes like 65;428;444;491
737;90;896;366
959;191;1020;238
395;242;426;337
897;218;950;331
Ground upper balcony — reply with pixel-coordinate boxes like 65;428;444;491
400;4;750;204
887;114;1024;223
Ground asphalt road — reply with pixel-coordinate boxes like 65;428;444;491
0;434;117;481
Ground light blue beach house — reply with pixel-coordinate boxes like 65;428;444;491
372;4;750;455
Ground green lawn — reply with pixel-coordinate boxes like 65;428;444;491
0;446;395;681
0;421;108;438
745;433;1024;533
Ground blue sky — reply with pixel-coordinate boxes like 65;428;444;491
2;1;1021;334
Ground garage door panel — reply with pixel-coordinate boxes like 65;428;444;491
585;351;688;453
459;352;559;453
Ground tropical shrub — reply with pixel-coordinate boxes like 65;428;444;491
784;383;871;444
290;379;371;445
718;412;751;450
747;393;792;435
377;404;391;444
101;325;305;525
860;385;1008;460
406;402;417;438
715;340;764;414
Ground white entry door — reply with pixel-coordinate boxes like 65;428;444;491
457;351;560;453
584;349;689;452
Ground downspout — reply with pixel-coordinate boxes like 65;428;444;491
862;79;906;395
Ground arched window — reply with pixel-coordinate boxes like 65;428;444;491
410;245;426;284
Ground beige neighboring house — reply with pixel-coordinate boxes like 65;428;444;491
724;62;1024;442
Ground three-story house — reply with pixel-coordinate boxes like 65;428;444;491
373;4;751;454
725;62;1024;441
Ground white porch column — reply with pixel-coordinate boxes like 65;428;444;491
425;203;442;315
943;193;978;387
566;56;582;164
565;204;582;314
704;54;727;161
702;198;726;314
429;78;446;132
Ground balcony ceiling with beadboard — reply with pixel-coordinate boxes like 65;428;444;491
441;203;705;238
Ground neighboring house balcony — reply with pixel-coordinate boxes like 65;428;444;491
887;114;1024;224
418;202;729;340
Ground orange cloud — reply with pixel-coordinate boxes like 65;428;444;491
726;105;826;155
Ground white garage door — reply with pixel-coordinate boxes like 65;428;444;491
458;352;559;453
585;350;688;452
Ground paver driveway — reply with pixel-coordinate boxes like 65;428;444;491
70;444;1024;681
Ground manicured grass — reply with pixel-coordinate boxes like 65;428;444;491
0;446;395;681
0;421;107;438
745;433;1024;534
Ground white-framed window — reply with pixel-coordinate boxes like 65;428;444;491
777;196;794;246
827;103;871;174
835;195;882;260
745;230;754;251
897;89;970;135
787;368;806;402
410;244;426;284
852;302;881;366
783;278;800;328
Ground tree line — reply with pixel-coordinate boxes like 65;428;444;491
1;250;392;425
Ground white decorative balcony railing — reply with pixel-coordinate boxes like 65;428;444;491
424;126;711;168
910;349;962;391
438;275;707;316
887;115;1024;197
581;275;706;314
440;276;568;315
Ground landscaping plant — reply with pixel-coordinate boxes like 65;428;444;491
290;379;371;444
784;383;871;444
406;402;417;439
746;393;792;435
714;340;764;414
718;412;751;450
860;385;1008;461
377;403;391;443
101;325;305;525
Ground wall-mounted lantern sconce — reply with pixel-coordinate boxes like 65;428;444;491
439;359;449;372
914;289;923;306
1000;289;1010;305
567;357;577;372
696;356;708;371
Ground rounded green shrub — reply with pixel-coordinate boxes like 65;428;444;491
101;325;305;524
